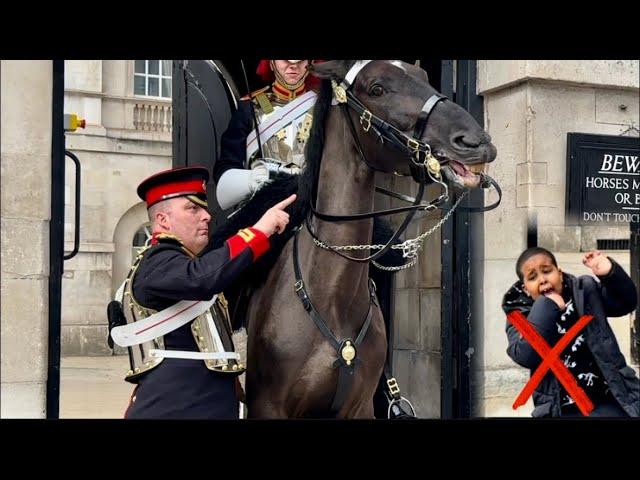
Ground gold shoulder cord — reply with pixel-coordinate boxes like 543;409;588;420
255;92;274;114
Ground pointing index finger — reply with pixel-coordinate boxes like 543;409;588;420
274;194;297;210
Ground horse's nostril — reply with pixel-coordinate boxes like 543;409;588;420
452;133;480;150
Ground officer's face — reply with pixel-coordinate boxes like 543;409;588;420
520;253;563;300
165;197;211;254
273;60;309;86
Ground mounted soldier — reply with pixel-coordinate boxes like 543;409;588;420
214;59;319;210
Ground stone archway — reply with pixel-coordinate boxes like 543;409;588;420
111;202;149;297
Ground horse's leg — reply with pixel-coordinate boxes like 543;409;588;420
339;376;379;418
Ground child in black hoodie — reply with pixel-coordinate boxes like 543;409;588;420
502;247;639;417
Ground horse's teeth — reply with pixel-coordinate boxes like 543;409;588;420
468;163;486;174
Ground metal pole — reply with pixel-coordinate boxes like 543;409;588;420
47;59;65;418
453;60;485;418
440;60;455;419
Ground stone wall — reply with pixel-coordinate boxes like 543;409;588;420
1;60;53;417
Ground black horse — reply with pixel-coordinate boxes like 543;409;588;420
225;60;498;418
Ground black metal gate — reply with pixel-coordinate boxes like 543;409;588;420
172;60;240;229
438;60;485;419
47;60;65;418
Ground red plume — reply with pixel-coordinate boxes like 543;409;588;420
256;60;273;82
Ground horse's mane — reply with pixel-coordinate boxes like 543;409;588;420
298;75;334;215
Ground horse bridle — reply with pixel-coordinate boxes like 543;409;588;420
306;60;453;264
333;60;502;214
306;60;502;264
333;60;447;176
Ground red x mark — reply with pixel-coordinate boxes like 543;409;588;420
507;310;595;416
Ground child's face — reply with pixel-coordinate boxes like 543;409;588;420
520;253;563;300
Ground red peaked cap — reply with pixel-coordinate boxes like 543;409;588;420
256;60;323;90
137;166;209;209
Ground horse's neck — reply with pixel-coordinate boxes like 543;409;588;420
310;110;375;288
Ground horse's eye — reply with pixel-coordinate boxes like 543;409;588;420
369;84;384;97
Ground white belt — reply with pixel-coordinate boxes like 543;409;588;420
149;349;240;361
110;294;217;347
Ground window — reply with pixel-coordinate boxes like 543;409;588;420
134;60;172;98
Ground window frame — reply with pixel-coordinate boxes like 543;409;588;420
133;60;172;99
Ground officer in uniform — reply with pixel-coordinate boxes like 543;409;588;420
109;166;296;419
212;61;416;418
214;59;318;210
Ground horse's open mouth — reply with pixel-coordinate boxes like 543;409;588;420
440;159;486;188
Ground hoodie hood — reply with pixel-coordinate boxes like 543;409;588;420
502;280;533;315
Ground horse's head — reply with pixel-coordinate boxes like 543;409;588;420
311;60;497;189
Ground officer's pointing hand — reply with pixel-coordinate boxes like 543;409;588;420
253;194;296;237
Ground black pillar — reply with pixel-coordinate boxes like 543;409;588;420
440;60;484;418
47;59;65;418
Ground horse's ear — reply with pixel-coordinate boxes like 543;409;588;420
309;60;351;81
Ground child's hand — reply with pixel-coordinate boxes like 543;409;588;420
543;291;566;310
582;250;612;276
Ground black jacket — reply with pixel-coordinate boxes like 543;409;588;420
125;235;260;419
213;100;254;183
133;236;255;311
502;258;639;417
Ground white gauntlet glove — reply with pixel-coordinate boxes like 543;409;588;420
215;165;270;210
255;158;302;176
249;161;271;191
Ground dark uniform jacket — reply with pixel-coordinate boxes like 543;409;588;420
503;258;639;417
214;87;311;184
214;100;255;183
124;232;267;419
